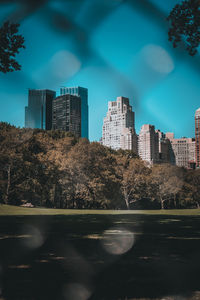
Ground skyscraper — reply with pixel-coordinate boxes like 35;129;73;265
25;89;56;130
166;133;195;168
60;86;88;139
52;94;81;137
195;108;200;168
120;128;138;152
102;96;137;152
156;130;175;164
138;124;159;165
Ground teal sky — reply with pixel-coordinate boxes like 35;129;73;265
0;0;199;141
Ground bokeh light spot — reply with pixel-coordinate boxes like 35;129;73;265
63;283;91;300
142;44;174;74
21;225;44;250
101;227;135;255
50;50;81;80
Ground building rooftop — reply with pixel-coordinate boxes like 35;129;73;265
195;108;200;116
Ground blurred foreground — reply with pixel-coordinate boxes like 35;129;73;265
0;210;200;300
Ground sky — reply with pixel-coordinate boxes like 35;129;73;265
0;0;200;141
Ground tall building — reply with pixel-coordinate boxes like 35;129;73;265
120;128;138;153
188;138;196;169
60;86;88;139
156;130;175;164
165;132;174;140
166;133;196;168
52;94;81;137
25;89;56;129
195;108;200;168
102;96;137;152
138;124;159;165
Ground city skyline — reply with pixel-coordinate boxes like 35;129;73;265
23;85;199;141
23;86;198;168
0;0;200;141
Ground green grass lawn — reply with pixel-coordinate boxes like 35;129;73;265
1;204;200;216
0;205;200;300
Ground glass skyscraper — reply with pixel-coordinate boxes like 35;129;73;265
60;86;88;139
52;94;81;137
25;89;56;130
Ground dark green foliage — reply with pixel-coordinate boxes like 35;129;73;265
167;0;200;56
0;21;25;73
0;122;199;209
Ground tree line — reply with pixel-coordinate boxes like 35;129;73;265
0;122;199;210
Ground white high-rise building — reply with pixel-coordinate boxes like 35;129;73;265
138;124;159;165
102;96;137;152
120;128;138;152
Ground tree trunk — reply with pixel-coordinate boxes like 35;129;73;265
173;194;176;209
123;186;130;210
124;194;130;210
5;164;11;204
52;184;56;206
160;197;164;210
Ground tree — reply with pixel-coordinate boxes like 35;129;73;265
167;0;200;56
62;140;120;209
116;155;151;209
0;21;25;73
168;175;184;208
151;164;184;209
0;123;25;204
184;169;200;208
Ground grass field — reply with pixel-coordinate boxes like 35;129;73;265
1;204;200;216
0;205;200;300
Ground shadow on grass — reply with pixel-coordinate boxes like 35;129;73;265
0;214;200;300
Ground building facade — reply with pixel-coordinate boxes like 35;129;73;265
188;138;196;169
102;96;137;152
120;128;138;153
166;133;196;168
138;124;159;165
195;108;200;168
52;94;81;137
156;130;175;164
60;86;88;139
25;89;56;129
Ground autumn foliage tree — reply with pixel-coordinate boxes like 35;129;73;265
151;164;184;209
63;139;120;209
0;123;199;209
116;154;150;209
